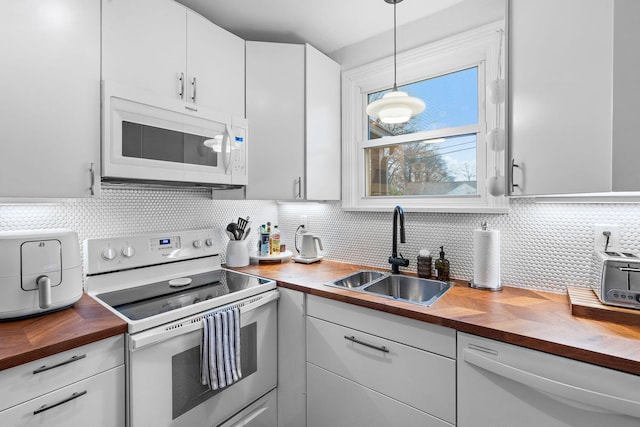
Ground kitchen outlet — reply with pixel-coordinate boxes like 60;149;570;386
300;215;308;229
594;224;621;252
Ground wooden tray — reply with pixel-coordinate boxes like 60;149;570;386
567;286;640;326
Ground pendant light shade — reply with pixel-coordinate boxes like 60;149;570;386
366;90;425;124
366;0;425;125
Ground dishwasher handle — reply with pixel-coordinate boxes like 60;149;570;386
463;347;640;419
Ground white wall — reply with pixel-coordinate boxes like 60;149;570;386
330;0;504;70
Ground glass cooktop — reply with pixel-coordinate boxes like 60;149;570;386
96;269;271;321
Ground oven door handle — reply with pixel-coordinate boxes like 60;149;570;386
129;290;279;351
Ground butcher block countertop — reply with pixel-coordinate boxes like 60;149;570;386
230;260;640;376
0;294;127;371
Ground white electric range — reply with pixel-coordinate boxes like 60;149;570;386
84;229;278;427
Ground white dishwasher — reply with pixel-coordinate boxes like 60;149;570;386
458;332;640;426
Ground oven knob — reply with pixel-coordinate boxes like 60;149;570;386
101;247;117;261
193;240;203;248
122;246;136;258
205;238;213;247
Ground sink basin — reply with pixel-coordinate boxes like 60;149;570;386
325;270;387;289
363;275;452;306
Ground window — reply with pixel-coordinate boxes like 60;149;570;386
366;67;479;197
342;23;508;213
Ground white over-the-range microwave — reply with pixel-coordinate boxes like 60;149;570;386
101;81;248;188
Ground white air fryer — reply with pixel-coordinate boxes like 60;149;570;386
0;229;83;320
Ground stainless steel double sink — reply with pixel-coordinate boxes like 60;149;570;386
325;270;452;307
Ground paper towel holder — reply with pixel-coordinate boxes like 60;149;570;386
469;221;503;291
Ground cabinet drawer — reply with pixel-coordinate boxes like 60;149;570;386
307;316;456;424
0;364;124;427
307;363;452;427
307;294;455;358
0;335;124;411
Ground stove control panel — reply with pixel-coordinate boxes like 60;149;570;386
84;229;220;275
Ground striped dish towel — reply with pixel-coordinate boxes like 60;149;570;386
201;307;242;390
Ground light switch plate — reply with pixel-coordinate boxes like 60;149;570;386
594;224;620;252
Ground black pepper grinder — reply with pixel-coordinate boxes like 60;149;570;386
434;246;450;282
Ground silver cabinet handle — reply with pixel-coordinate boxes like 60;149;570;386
191;76;197;103
619;267;640;273
344;335;389;353
89;162;96;196
33;354;86;374
178;72;185;99
296;176;302;199
33;391;87;415
510;159;520;193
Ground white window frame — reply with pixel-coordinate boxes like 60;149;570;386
342;22;509;213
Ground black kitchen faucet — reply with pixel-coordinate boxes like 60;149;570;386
389;205;410;274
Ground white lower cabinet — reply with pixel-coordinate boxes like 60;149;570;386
0;335;125;427
308;363;450;427
0;365;124;426
277;288;307;427
306;295;456;426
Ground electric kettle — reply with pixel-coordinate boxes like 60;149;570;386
296;232;323;259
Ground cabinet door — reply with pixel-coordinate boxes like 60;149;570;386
508;0;613;195
246;42;305;200
277;288;306;427
307;316;456;424
305;44;341;200
307;364;452;427
612;0;640;191
0;0;100;198
102;0;186;100
187;10;245;117
0;365;124;427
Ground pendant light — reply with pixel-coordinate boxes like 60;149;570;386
366;0;425;124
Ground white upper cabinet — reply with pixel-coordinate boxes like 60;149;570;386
508;0;640;196
0;0;100;198
246;42;341;200
611;0;640;192
102;0;245;117
187;11;245;117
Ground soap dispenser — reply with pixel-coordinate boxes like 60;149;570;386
435;246;450;282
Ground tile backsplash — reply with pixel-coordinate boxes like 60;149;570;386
2;189;640;294
0;187;278;265
278;199;640;293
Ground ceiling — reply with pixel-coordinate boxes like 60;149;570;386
177;0;465;55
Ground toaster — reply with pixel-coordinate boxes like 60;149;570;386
594;250;640;310
0;229;83;320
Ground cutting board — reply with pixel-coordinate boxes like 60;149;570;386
567;286;640;326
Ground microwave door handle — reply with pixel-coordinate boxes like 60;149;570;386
222;125;232;174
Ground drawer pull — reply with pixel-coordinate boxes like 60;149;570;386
33;390;87;415
619;267;640;273
344;335;389;354
33;354;86;375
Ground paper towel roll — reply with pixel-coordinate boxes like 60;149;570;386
473;228;501;289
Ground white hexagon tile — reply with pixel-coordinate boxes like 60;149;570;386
3;188;640;294
0;187;278;266
278;199;640;293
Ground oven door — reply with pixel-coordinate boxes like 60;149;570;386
127;291;278;427
102;81;248;186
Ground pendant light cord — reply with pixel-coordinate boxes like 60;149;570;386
393;1;398;91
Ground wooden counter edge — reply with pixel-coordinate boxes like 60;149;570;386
0;294;128;372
